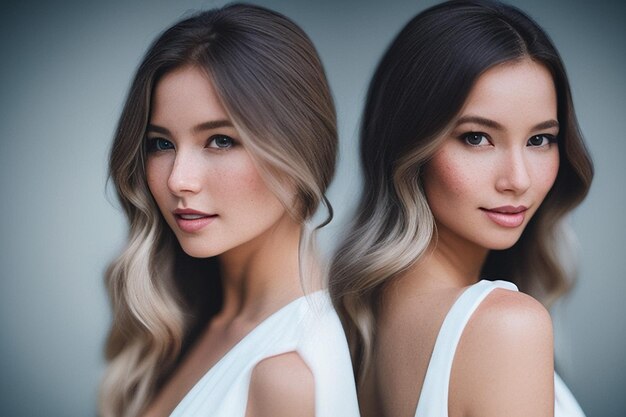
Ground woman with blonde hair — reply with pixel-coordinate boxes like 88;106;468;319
101;4;359;417
330;1;592;416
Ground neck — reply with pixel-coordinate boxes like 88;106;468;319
216;215;307;322
407;223;489;290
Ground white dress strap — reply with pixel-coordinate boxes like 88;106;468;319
414;279;518;417
169;291;360;417
554;372;586;417
413;279;585;417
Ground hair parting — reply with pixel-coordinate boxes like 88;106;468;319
329;0;593;388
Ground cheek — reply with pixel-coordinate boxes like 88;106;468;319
145;157;171;202
531;150;560;198
212;155;282;210
424;149;482;205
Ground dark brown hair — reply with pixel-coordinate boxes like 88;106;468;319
330;0;593;386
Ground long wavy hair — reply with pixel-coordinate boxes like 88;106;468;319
329;0;593;387
100;4;336;416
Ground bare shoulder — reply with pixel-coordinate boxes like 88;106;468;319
449;288;555;417
471;288;553;340
245;351;315;417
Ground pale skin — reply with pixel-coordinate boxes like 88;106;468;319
140;65;314;417
363;59;559;417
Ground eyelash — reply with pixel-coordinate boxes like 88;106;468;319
208;135;235;149
145;135;236;153
145;137;174;153
460;132;558;147
527;134;557;147
461;132;491;147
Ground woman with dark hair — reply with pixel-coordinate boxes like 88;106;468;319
101;4;359;417
330;1;592;416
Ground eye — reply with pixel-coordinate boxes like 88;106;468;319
146;137;174;152
208;135;235;149
527;134;556;147
462;132;491;147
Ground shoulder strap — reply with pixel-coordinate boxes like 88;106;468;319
414;280;518;417
169;295;310;417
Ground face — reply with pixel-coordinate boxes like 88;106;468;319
145;65;289;259
422;60;560;252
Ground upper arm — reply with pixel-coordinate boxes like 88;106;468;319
245;351;315;417
449;289;555;417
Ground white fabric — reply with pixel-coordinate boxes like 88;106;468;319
169;291;360;417
414;279;585;417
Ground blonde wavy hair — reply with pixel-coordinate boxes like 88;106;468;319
100;4;336;416
329;0;593;388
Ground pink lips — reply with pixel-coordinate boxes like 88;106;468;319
480;205;527;228
173;208;217;233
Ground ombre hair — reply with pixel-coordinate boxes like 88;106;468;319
101;4;336;416
329;0;593;387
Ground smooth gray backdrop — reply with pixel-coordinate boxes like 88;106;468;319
1;1;624;416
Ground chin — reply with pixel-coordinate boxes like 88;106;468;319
483;235;523;251
488;243;517;251
182;249;214;259
177;241;223;259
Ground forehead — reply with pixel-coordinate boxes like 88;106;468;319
459;59;557;128
150;65;229;123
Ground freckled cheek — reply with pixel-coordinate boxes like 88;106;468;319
425;153;481;203
145;158;172;204
209;157;276;207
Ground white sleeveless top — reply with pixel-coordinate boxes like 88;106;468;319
414;280;585;417
169;291;360;417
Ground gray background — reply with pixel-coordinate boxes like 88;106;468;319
1;0;624;416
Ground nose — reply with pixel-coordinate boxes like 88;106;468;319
495;148;531;194
167;150;202;196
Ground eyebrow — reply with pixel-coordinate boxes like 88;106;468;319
455;115;559;132
193;119;234;132
146;119;234;135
